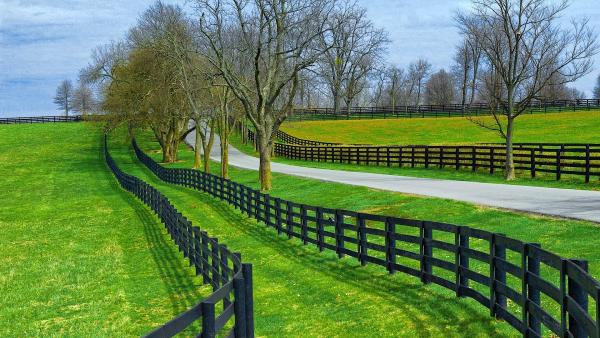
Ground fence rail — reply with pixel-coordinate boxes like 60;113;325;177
246;130;600;182
105;136;254;338
134;137;600;337
0;116;82;124
289;99;600;121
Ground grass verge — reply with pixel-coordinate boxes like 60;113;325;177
0;123;209;336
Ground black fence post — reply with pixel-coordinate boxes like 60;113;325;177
201;301;216;338
358;215;367;266
527;243;542;336
335;210;345;258
585;145;591;183
385;218;396;274
490;234;506;318
316;207;324;252
530;149;536;178
286;201;293;239
242;264;255;338
233;276;247;338
455;226;469;297
421;222;432;284
568;259;589;338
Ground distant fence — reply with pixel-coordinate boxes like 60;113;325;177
105;136;254;338
134;137;600;337
288;99;600;121
246;130;600;182
0;116;82;124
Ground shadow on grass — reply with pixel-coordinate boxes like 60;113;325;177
125;149;511;337
97;139;204;321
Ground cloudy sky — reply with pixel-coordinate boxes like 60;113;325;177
1;0;599;117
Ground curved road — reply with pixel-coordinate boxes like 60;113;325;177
186;132;600;223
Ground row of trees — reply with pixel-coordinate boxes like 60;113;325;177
76;0;597;187
53;79;96;116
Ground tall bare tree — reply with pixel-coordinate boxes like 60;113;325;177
458;0;598;179
408;58;432;105
594;74;600;99
53;80;74;116
318;4;388;113
425;69;456;105
72;83;96;116
195;0;338;190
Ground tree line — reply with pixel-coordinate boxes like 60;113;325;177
57;0;598;188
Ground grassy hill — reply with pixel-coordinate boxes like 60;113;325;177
0;123;207;336
281;110;600;145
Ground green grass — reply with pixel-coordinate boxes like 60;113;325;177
281;110;600;145
119;128;600;336
0;123;210;337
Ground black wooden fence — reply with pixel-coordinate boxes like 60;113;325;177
247;129;600;182
289;99;600;121
105;137;254;338
133;138;600;337
0;116;82;124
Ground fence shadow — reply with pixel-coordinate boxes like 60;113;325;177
98;141;204;319
125;146;510;337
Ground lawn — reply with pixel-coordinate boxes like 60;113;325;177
280;110;600;145
116;128;600;336
0;123;209;337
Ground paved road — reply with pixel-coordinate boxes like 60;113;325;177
186;132;600;223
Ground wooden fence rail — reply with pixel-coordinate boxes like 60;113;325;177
134;137;600;337
289;99;600;121
105;136;254;338
0;116;82;124
247;130;600;183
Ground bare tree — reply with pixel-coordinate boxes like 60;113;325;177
72;83;96;116
407;58;431;105
594;74;600;99
53;80;74;116
318;4;388;113
195;0;338;190
453;40;473;106
384;65;405;108
458;0;598;179
425;69;456;105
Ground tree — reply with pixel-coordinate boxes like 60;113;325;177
425;69;456;105
195;0;338;191
453;35;482;105
318;4;388;113
594;74;600;99
407;59;431;105
457;0;598;179
72;83;96;116
53;80;74;116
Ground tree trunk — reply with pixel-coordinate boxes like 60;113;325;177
203;127;215;174
505;113;516;180
220;136;229;179
193;127;202;170
257;131;272;191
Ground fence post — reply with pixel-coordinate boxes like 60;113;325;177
530;149;536;178
526;243;542;336
455;226;469;297
556;149;562;180
490;234;506;318
425;146;430;169
472;147;477;171
201;301;216;338
242;264;255;338
301;205;308;245
358;215;367;266
490;148;495;174
585;145;591;183
385;218;396;274
275;198;282;235
233;276;247;338
286;201;293;239
420;221;432;284
316;207;324;252
335;210;345;258
568;259;589;338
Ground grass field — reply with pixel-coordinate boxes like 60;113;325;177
281;110;600;145
0;123;209;336
117;128;600;336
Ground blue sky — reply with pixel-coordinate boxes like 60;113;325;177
1;0;599;117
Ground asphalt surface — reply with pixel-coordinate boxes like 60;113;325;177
186;131;600;223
